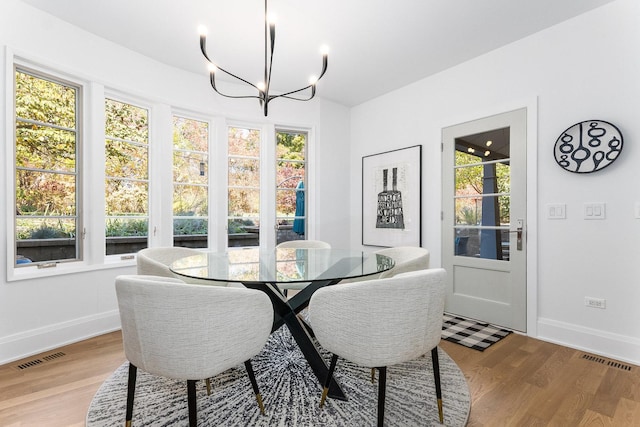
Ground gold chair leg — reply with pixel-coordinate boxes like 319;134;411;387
205;378;211;395
319;387;329;408
437;398;444;424
320;354;339;408
370;368;376;383
125;421;132;427
256;393;266;415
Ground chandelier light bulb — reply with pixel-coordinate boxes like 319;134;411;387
208;63;218;74
309;75;318;85
198;25;208;36
257;81;266;91
320;45;330;56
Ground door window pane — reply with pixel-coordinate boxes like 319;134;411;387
15;69;80;265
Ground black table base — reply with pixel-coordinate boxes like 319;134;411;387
242;279;347;401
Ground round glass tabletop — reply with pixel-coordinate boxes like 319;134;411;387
170;248;394;285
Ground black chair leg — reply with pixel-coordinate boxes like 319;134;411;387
431;347;444;424
320;354;339;408
377;366;387;427
187;380;197;427
125;363;137;427
244;360;265;415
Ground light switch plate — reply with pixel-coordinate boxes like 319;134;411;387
584;203;606;220
547;203;566;219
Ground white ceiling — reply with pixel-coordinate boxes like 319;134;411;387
20;0;616;107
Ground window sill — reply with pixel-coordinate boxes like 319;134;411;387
6;257;136;282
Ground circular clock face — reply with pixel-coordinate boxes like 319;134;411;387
553;120;623;173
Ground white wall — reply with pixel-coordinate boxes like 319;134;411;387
350;0;640;364
0;0;351;364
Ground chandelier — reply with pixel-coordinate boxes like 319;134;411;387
198;0;329;116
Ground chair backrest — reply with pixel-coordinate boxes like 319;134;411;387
276;240;331;249
115;275;273;380
136;246;201;277
309;268;446;368
375;246;430;279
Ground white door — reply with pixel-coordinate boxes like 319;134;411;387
442;108;527;332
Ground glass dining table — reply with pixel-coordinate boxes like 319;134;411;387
170;247;394;401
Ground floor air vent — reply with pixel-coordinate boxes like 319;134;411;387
16;359;44;370
15;351;66;370
581;354;632;371
43;351;66;361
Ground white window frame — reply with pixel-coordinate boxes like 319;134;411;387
171;109;215;249
221;121;315;251
6;54;94;281
103;93;153;259
275;127;309;243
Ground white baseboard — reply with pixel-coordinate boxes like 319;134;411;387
0;310;121;365
536;317;640;366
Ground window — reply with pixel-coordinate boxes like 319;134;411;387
104;99;149;255
227;126;261;247
14;68;81;266
276;130;307;244
173;115;209;248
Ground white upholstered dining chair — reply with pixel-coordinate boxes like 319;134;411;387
115;275;273;427
136;246;238;287
309;268;447;426
275;240;331;296
339;246;429;284
375;246;430;278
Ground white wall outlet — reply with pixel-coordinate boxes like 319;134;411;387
584;203;606;220
585;297;606;309
547;203;566;219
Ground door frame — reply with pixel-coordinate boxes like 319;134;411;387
440;97;538;336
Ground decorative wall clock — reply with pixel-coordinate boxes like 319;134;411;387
553;120;623;173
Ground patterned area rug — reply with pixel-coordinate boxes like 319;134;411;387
442;313;512;351
87;327;470;426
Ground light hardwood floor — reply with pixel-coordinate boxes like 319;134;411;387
1;330;638;426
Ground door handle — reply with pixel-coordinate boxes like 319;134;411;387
509;219;524;251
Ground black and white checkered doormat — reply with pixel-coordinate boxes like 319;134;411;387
442;313;512;351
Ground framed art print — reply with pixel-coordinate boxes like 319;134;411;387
362;145;422;247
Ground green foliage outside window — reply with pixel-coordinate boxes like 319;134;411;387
455;151;510;225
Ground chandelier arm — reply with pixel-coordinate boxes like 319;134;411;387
200;35;261;90
209;74;261;100
270;84;316;101
269;53;327;101
266;17;276;94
